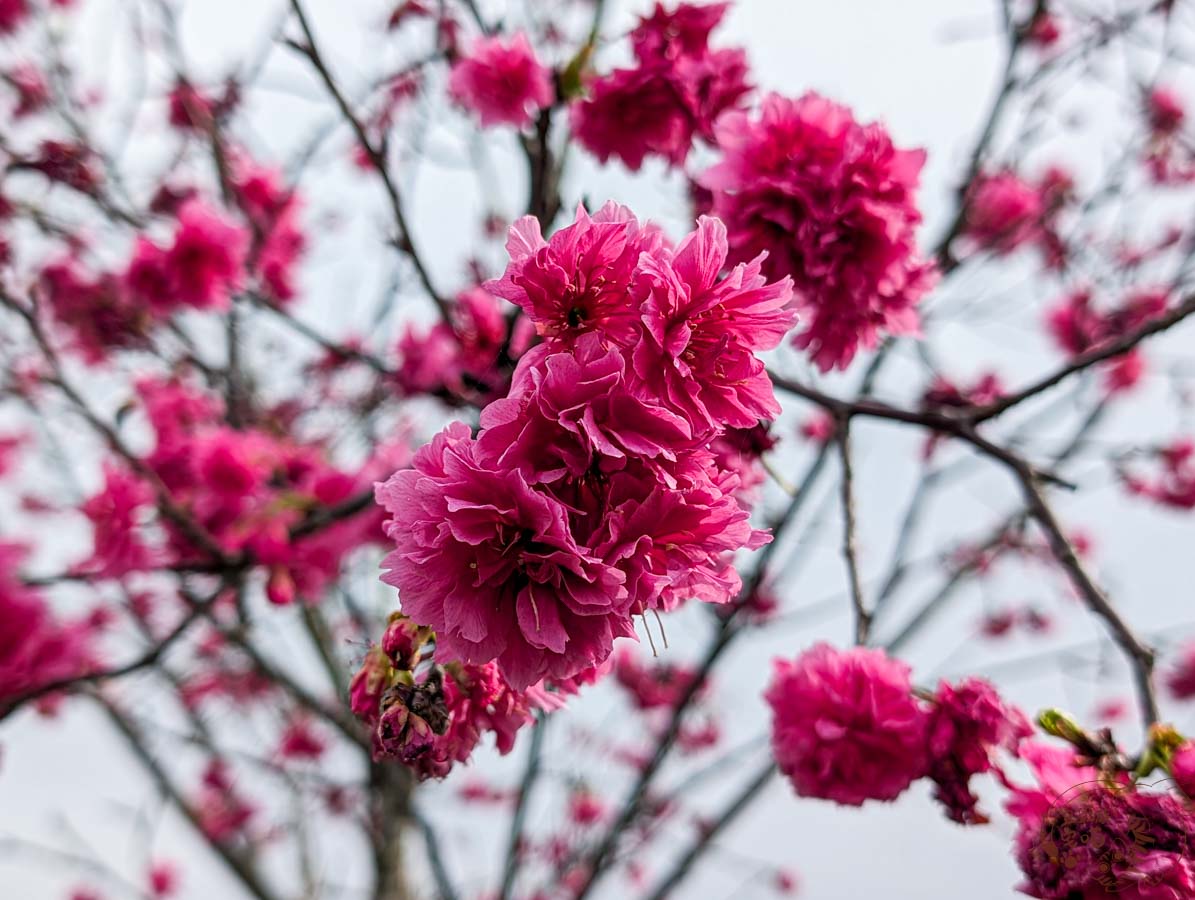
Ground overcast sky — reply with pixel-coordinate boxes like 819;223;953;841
3;1;1195;898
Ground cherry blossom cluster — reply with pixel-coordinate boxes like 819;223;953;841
1046;288;1169;396
699;92;938;370
765;643;1032;824
963;167;1073;267
76;375;400;604
1121;437;1195;510
571;2;751;170
767;642;1195;895
35;158;302;364
366;202;793;773
0;543;95;709
1005;742;1195;898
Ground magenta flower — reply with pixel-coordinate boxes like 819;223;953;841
926;677;1033;824
1172;741;1195;799
700;92;935;371
964;170;1047;255
634;215;795;432
488;202;659;347
77;463;156;577
375;422;633;690
593;457;769;612
477;334;693;484
0;544;86;703
0;0;30;37
1146;86;1185;136
1015;783;1195;899
448;33;553;129
571;67;696;170
765;643;930;806
1168;641;1195;698
571;2;750;170
164;200;248;311
147;861;180;898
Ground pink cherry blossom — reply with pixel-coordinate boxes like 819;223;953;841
375;422;633;690
1172;741;1195;799
448;33;553;128
633;215;795;432
0;0;29;36
488;202;660;347
765;643;930;806
571;2;750;170
701;92;935;370
926;677;1032;824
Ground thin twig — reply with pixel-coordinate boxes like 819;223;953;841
835;418;869;644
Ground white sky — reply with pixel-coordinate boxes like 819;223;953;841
3;1;1195;899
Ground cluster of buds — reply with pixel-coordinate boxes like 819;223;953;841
349;614;447;763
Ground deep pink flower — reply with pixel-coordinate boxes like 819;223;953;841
571;67;697;170
395;287;524;402
255;204;305;304
164;200;248;310
631;2;729;61
700;92;935;370
1146;86;1185;136
448;33;553;128
1172;741;1195;799
376;422;633;690
5;63;48;118
477;334;693;483
366;660;542;779
278;716;327;760
964;170;1046;254
926;677;1032;824
0;0;28;35
167;81;215;131
488;202;660;347
1047;289;1167;398
765;643;930;806
1026;12;1062;48
395;322;462;397
195;760;256;842
572;2;750;170
26;140;101;194
593;457;769;612
1015;783;1195;899
634;215;795;431
1168;642;1195;699
613;648;704;710
147;861;180;898
122;237;175;316
799;411;836;444
568;787;606;826
1002;741;1102;842
0;544;88;705
78;463;156;577
709;422;774;505
41;259;147;362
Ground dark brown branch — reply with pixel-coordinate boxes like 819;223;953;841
1016;474;1159;733
972;293;1195;422
767;371;1074;490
